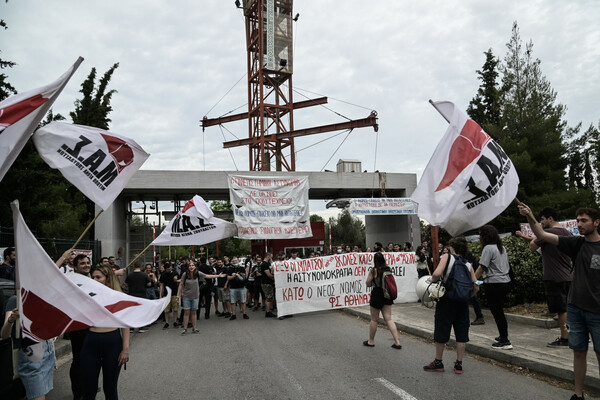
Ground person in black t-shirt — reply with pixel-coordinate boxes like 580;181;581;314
227;257;249;320
260;253;276;318
159;263;180;329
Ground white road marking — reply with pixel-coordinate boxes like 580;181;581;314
374;377;418;400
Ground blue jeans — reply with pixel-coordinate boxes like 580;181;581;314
567;303;600;352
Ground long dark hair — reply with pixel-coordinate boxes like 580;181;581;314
479;225;504;254
374;252;386;269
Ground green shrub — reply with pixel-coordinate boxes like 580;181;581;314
470;235;546;307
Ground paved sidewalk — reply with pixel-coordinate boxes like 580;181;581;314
344;302;600;393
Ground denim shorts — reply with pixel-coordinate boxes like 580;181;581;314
182;297;199;310
567;303;600;352
230;288;247;304
18;340;55;398
217;287;231;302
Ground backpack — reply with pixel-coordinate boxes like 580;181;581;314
382;270;397;300
443;255;473;303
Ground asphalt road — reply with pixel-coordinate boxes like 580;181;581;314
47;309;584;400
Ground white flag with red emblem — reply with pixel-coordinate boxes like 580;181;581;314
152;195;238;245
33;121;149;210
0;57;83;182
12;201;170;342
411;101;519;235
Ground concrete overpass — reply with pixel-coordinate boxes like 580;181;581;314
95;170;420;263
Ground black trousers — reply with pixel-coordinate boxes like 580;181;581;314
69;329;89;399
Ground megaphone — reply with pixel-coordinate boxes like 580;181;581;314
415;275;445;307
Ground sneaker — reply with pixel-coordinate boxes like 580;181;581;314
453;360;463;374
192;329;199;334
265;311;277;318
252;306;258;311
173;322;179;328
494;336;502;342
162;323;169;330
181;329;187;336
215;311;222;316
471;316;485;325
222;312;231;318
547;337;569;348
492;338;513;350
229;315;237;320
243;314;249;319
138;328;148;333
218;312;226;317
570;394;585;400
423;359;445;372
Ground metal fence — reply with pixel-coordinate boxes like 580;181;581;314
0;226;101;263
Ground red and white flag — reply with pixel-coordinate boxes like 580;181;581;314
411;101;519;235
33;121;149;210
12;201;170;342
0;57;83;182
152;195;238;245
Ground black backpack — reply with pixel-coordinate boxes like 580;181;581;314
443;255;473;302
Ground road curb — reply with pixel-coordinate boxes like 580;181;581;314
341;307;600;392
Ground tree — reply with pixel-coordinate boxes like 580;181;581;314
0;16;17;101
330;209;365;249
467;48;501;133
70;63;119;129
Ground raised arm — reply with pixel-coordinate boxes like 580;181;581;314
518;203;559;246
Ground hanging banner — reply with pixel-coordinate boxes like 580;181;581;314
519;219;579;237
229;174;312;239
349;198;418;215
273;252;418;317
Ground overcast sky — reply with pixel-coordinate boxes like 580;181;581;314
3;1;599;214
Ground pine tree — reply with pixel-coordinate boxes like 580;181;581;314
70;63;119;129
467;48;500;132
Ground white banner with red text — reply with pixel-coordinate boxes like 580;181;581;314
273;252;418;317
349;198;418;216
229;174;312;239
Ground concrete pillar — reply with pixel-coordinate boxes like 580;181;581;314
94;198;127;266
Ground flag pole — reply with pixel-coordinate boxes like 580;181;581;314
431;225;440;268
72;210;103;249
428;99;450;123
126;242;153;269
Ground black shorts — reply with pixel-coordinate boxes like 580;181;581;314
544;280;570;314
434;297;470;343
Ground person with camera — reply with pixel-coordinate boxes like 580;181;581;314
363;252;402;349
227;257;249;320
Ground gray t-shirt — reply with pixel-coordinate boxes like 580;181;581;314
479;244;510;283
558;236;600;314
180;272;201;299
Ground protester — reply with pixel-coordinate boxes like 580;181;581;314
363;252;402;349
124;264;151;333
159;262;180;329
516;207;572;347
0;247;16;281
178;260;222;334
69;254;92;400
423;237;478;374
83;265;130;400
198;257;215;319
250;254;264;311
519;203;600;400
260;253;277;318
227;257;249;320
415;245;431;278
475;225;513;350
215;258;231;318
